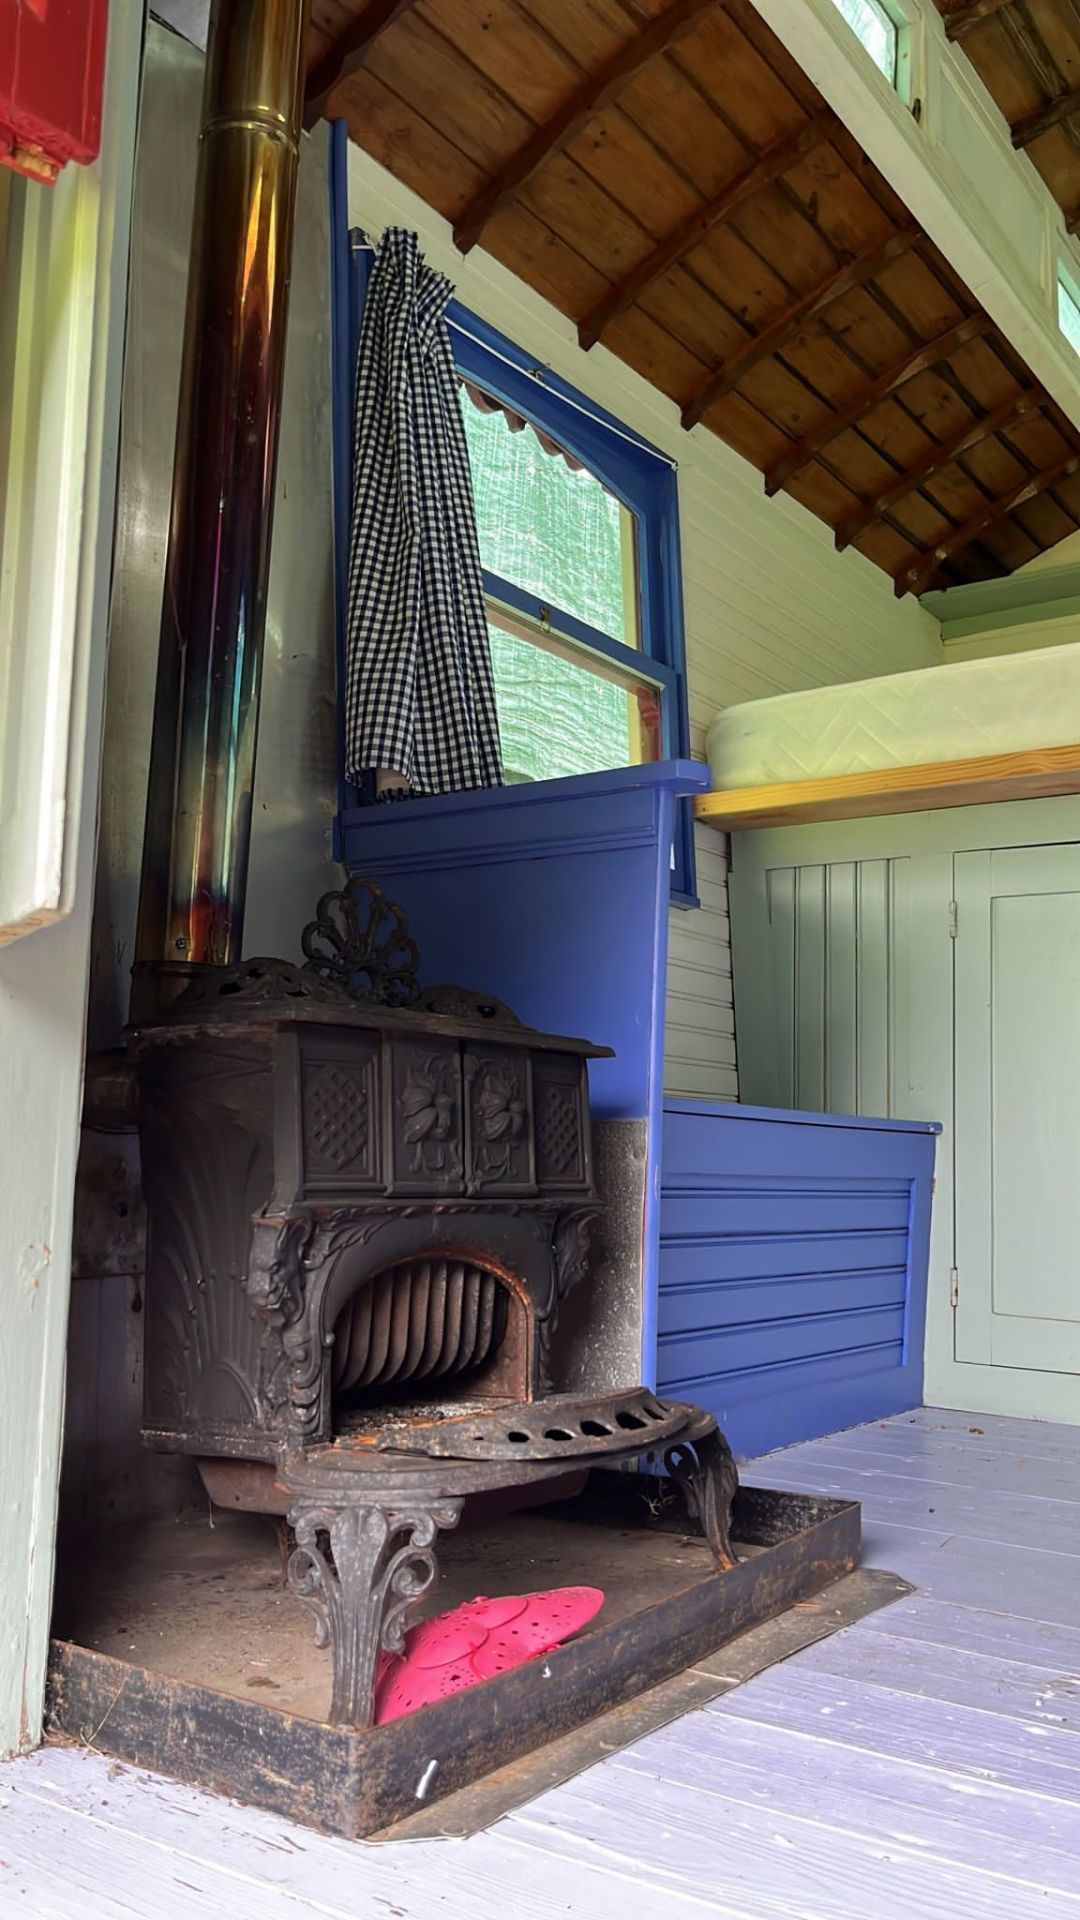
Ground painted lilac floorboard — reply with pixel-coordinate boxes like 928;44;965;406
786;1628;1080;1728
3;1409;1080;1918
611;1716;1080;1873
869;1534;1080;1622
510;1780;1080;1920
769;1411;1080;1451
741;1472;1080;1551
757;1440;1080;1480
2;1752;741;1920
901;1408;1080;1445
821;1417;1080;1456
881;1411;1080;1458
850;1520;955;1565
855;1592;1080;1668
743;1457;1080;1510
708;1668;1080;1798
764;1431;1080;1478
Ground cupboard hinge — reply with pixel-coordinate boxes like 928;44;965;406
948;900;958;939
949;1267;959;1308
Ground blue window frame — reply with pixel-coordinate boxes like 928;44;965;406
328;124;696;903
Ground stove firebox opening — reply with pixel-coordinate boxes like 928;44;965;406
330;1256;528;1426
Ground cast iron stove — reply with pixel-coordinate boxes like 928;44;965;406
133;877;738;1726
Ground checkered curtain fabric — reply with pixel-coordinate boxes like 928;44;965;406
344;229;504;795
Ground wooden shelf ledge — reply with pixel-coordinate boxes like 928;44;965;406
695;742;1080;831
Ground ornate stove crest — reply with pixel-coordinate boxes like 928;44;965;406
302;876;421;1008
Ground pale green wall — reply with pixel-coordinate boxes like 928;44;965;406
0;1;141;1754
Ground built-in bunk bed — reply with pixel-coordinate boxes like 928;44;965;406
701;640;1080;831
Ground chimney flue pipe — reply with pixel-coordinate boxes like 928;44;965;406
131;0;308;1019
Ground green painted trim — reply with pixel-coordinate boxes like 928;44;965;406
936;594;1080;642
921;565;1080;642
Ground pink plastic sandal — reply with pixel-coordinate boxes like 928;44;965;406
374;1586;604;1724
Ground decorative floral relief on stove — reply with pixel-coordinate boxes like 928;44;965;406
399;1053;462;1180
470;1055;528;1186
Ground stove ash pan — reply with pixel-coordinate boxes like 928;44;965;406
134;959;609;1463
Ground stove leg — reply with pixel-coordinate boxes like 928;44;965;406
663;1428;739;1572
285;1496;463;1728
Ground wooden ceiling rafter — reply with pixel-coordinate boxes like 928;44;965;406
939;0;1080;227
796;125;1002;469
451;0;723;256
315;0;1080;592
576;111;836;352
762;318;995;495
942;0;1017;39
897;447;1080;595
682;225;920;430
647;63;928;418
303;0;418;128
1011;83;1080;150
835;388;1042;550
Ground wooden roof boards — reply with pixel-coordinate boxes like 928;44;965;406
938;1;1080;229
305;0;1080;595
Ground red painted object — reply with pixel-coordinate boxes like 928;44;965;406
0;0;108;185
374;1588;605;1725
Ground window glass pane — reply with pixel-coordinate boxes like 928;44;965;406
827;0;897;85
487;614;660;785
1060;280;1080;356
461;386;635;646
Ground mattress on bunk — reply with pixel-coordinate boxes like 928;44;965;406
706;640;1080;789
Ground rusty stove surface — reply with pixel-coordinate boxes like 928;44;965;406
133;877;612;1463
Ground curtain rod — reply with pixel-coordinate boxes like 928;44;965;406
350;231;678;471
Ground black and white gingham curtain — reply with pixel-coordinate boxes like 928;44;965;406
344;228;504;796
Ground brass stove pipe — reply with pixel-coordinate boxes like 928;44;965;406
131;0;307;1019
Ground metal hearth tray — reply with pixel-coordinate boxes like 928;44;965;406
47;1479;875;1844
359;1387;689;1459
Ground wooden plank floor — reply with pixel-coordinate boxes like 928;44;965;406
4;1407;1079;1918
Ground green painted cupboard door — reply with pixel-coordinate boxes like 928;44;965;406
954;844;1080;1385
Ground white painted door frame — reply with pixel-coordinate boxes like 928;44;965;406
731;793;1080;1424
0;1;141;1755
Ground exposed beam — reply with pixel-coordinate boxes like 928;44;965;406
453;0;722;255
682;227;918;433
895;449;1080;597
763;314;992;497
303;0;416;129
835;390;1041;551
942;0;1016;42
1011;85;1080;150
577;112;834;351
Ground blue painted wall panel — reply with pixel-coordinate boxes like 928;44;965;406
342;762;707;1381
659;1100;939;1458
659;1267;909;1335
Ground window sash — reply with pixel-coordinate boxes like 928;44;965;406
330;148;696;903
828;0;899;86
1059;278;1080;357
483;573;678;760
